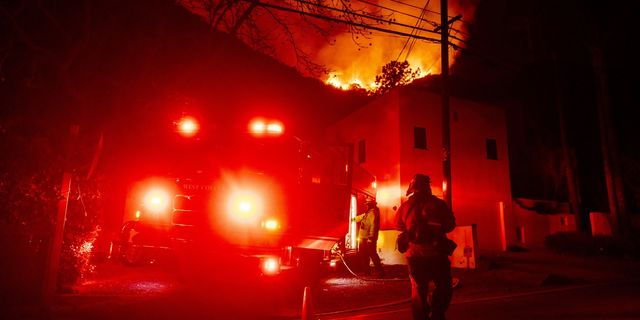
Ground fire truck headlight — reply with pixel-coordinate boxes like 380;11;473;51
228;190;263;223
143;188;171;213
261;257;280;275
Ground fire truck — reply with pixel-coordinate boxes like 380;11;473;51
115;117;376;279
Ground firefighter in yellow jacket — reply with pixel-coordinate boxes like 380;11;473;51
354;198;385;277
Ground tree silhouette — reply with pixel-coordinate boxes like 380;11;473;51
179;0;392;77
373;60;420;95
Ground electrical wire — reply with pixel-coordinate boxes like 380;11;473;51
355;0;470;38
291;0;468;44
385;0;468;23
400;0;431;61
355;0;439;29
292;0;441;37
256;0;444;45
257;0;467;48
380;0;469;35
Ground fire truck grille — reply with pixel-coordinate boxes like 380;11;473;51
172;210;201;226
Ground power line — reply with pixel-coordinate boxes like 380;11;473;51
385;0;469;23
286;0;467;45
354;0;468;37
396;0;430;61
252;0;536;73
254;0;521;74
404;0;431;60
257;0;448;46
355;0;438;28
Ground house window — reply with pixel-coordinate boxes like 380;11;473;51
486;138;498;160
358;139;366;163
414;127;427;150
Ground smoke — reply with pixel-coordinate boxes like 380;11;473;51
311;0;479;90
181;0;479;90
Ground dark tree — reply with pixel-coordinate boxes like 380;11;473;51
373;60;420;95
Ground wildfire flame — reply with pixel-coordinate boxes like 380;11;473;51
325;66;433;92
317;0;475;93
181;0;477;93
326;74;379;91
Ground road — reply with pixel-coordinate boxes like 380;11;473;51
319;279;640;320
8;251;639;320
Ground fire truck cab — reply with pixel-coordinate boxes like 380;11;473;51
116;117;376;279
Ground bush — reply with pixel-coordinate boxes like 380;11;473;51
57;175;103;291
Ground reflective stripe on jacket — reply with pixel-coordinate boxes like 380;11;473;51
356;207;380;241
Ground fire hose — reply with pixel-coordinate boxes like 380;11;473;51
335;251;408;282
333;248;460;287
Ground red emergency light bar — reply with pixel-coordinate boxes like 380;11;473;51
248;118;284;136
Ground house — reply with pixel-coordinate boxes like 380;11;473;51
326;85;513;254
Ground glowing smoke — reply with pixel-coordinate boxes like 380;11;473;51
181;0;478;92
317;0;478;91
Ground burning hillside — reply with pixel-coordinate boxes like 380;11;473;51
180;0;477;93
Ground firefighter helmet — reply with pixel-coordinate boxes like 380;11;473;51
406;174;431;196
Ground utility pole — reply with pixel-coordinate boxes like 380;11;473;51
440;0;452;208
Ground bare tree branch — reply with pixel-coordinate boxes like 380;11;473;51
230;0;258;35
178;0;393;76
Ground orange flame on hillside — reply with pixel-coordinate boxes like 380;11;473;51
317;0;476;92
180;0;477;93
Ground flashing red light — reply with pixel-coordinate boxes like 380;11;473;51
249;118;284;136
143;188;171;213
266;123;283;134
261;257;280;275
177;116;199;137
250;120;266;133
228;190;263;223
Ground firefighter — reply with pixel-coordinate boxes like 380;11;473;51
354;198;385;278
395;174;456;320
